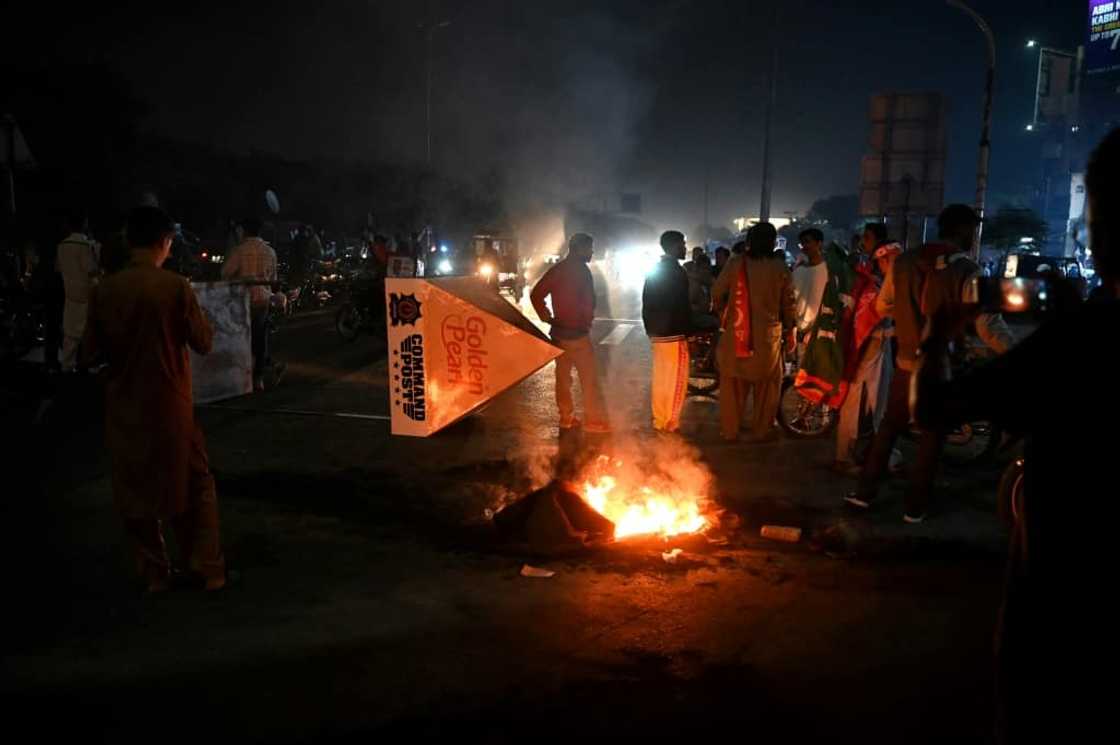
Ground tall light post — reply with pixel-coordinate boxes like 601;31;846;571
759;3;779;223
947;0;995;259
419;19;451;169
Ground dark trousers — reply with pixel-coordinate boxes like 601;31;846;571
43;288;63;368
856;367;944;516
250;305;271;378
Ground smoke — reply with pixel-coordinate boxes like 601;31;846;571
502;22;656;215
438;3;661;230
581;435;715;511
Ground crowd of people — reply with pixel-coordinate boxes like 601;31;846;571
524;127;1120;743
529;127;1120;740
530;149;1111;540
531;205;1006;524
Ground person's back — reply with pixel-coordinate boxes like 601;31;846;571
223;234;276;307
744;254;794;330
56;229;96;302
529;233;609;432
532;255;595;339
891;243;974;369
93;262;209;402
83;205;225;591
222;219;281;390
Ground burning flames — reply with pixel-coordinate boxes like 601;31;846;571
580;457;711;539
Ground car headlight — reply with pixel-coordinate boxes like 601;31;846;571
479;263;494;278
438;259;452;274
615;247;658;289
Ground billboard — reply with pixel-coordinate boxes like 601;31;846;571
858;93;947;219
1088;1;1120;75
385;277;563;437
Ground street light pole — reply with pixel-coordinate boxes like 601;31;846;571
947;0;995;260
759;3;779;223
420;19;451;169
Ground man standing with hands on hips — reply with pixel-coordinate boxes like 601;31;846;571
530;233;611;434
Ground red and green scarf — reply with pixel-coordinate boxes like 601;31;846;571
794;244;854;407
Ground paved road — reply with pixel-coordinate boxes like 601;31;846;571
2;276;1014;743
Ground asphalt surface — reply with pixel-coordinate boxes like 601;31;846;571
2;273;1014;744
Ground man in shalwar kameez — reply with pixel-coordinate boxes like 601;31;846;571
712;223;797;442
83;206;227;592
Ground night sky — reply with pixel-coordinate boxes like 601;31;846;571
8;0;1083;233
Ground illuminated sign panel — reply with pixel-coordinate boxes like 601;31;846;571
1088;1;1120;75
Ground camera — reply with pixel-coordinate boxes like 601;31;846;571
966;277;1050;314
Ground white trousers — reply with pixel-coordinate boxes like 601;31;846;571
836;334;891;463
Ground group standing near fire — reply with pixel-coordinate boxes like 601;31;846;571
529;203;1025;528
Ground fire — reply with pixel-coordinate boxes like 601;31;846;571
581;468;710;539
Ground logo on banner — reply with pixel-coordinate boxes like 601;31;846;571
393;334;426;421
389;293;423;326
441;314;489;396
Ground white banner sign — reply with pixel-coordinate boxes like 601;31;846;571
191;281;253;404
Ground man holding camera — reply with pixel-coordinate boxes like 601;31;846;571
844;204;1012;523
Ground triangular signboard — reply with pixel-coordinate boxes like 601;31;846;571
385;277;562;437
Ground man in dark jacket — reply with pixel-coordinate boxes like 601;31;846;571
642;230;693;432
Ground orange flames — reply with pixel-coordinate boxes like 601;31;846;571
580;456;712;539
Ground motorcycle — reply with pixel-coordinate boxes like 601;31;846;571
687;330;720;397
335;271;387;342
270;260;342;332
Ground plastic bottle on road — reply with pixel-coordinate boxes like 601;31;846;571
760;525;802;543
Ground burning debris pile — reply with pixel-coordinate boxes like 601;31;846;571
492;443;717;554
580;455;710;539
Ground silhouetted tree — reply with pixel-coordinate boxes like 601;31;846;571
982;206;1049;251
806;194;858;231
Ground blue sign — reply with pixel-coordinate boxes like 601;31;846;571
1088;0;1120;75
